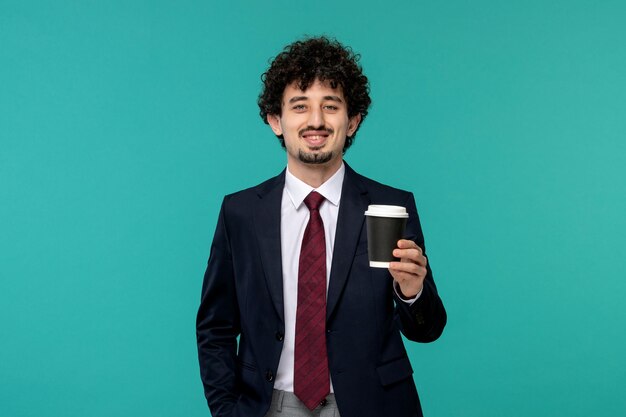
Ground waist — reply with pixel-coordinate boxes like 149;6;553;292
271;389;337;409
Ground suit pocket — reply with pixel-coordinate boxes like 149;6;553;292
376;356;414;387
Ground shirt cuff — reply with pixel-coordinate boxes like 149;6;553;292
393;281;423;305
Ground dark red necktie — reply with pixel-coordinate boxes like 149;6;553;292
294;191;330;410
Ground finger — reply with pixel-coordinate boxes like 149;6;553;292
397;241;423;259
414;254;427;267
393;248;426;265
393;248;417;261
397;239;419;250
389;261;422;275
389;265;427;285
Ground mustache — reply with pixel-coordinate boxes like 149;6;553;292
298;126;334;136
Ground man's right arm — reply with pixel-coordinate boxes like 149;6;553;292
196;199;240;417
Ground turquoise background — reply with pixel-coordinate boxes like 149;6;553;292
1;1;625;416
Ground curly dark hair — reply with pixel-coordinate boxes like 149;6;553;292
258;36;371;151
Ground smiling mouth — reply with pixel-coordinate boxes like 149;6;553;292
301;129;332;147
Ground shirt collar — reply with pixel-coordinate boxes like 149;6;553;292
284;162;345;209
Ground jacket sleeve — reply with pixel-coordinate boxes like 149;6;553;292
196;198;240;417
393;192;447;342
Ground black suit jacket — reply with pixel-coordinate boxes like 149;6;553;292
196;163;446;417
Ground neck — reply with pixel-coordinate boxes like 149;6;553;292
287;158;343;188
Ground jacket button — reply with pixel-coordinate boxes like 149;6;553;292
265;371;274;382
275;331;284;341
320;399;328;407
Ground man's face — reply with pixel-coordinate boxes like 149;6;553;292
267;79;361;173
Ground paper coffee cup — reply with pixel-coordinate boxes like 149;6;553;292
364;205;408;268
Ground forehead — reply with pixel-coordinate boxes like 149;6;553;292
282;79;345;101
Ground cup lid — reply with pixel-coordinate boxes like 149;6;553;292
364;205;409;218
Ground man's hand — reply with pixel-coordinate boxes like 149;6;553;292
389;239;427;299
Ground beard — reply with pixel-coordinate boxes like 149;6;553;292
298;149;334;164
296;126;335;164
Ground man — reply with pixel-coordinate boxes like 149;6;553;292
197;37;446;417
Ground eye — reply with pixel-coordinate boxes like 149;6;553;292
292;104;306;111
324;105;339;111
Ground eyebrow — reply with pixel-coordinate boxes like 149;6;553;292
287;95;344;104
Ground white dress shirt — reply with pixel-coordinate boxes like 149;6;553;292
274;163;344;391
273;162;420;392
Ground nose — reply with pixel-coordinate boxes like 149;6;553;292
307;106;325;128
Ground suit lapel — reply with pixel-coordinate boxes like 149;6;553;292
253;171;286;323
327;164;370;320
252;165;369;323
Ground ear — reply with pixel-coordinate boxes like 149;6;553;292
347;113;362;137
267;114;283;136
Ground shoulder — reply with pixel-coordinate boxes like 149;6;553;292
221;169;286;210
345;163;413;202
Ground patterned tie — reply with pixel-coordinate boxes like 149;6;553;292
294;191;330;410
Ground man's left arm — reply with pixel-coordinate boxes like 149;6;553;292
389;193;447;343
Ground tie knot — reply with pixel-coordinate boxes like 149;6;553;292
304;191;325;211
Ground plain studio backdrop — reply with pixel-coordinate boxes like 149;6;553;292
1;1;625;416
